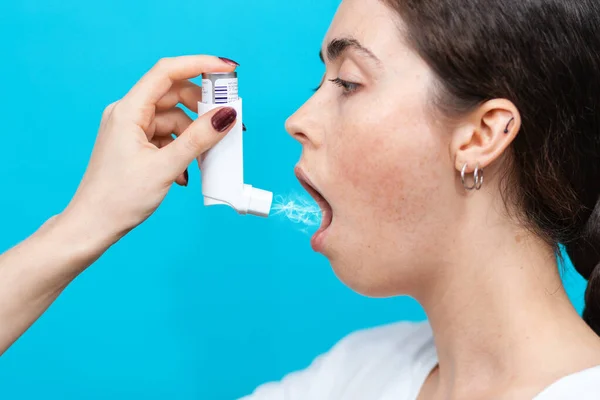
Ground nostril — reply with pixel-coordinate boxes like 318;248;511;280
285;115;307;143
293;131;310;143
285;111;318;146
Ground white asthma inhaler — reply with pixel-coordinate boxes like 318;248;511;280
197;71;273;217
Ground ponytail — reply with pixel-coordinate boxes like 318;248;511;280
566;197;600;335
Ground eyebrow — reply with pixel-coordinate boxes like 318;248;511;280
319;37;382;65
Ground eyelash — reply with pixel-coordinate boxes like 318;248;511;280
313;78;361;95
329;78;360;95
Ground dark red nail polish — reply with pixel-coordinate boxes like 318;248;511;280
219;57;240;67
183;169;189;186
212;107;237;132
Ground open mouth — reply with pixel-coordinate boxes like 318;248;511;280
294;167;333;240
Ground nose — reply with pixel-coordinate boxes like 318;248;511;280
285;96;323;148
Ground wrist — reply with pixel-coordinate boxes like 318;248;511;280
46;208;120;271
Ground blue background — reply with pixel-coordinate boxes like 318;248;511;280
0;1;587;399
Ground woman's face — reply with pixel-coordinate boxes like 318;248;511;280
286;0;461;297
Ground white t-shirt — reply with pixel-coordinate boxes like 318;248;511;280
241;322;600;399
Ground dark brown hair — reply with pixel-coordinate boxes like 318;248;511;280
381;0;600;333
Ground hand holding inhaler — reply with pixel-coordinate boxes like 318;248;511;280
62;55;241;247
0;55;274;356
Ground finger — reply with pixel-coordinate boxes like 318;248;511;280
150;136;174;149
149;135;189;186
147;108;193;140
160;106;237;178
156;80;203;113
122;55;236;111
179;169;189;187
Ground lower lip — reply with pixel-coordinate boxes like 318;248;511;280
311;213;333;252
311;228;329;253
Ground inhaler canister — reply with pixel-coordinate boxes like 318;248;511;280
197;72;273;217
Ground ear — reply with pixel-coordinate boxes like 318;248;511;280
451;99;521;173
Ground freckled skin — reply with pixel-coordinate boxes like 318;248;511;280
287;2;600;394
286;0;463;297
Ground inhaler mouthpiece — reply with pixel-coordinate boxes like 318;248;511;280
197;72;273;217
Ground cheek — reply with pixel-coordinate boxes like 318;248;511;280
325;108;450;296
331;107;445;225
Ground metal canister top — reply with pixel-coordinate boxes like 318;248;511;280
202;72;239;105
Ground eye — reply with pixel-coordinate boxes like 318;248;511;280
329;78;360;95
313;75;325;92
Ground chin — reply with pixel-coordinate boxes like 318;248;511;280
327;256;406;298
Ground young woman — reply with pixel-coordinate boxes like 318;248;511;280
1;0;599;398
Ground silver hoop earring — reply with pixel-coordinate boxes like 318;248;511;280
461;163;484;191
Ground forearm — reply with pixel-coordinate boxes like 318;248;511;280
0;211;113;355
0;55;228;356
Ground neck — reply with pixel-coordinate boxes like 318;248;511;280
415;199;600;398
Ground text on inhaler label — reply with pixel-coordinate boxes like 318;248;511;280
202;78;239;105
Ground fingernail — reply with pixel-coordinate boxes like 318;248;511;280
219;57;240;67
243;123;247;132
183;169;189;186
212;107;237;132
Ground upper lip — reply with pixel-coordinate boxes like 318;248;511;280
295;166;334;235
294;166;329;206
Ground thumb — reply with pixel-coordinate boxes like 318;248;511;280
160;106;237;177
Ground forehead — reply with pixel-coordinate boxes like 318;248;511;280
323;0;403;57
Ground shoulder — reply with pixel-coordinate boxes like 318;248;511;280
535;366;600;400
327;320;434;363
301;321;435;396
241;321;435;400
